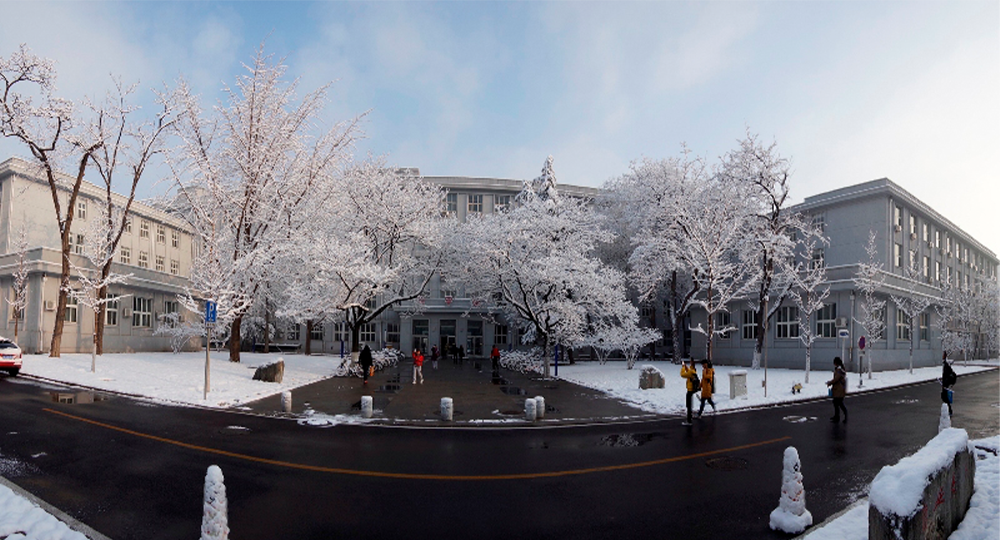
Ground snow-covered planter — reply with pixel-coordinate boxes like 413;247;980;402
201;465;229;540
638;365;665;389
499;348;544;375
769;446;813;534
869;428;975;540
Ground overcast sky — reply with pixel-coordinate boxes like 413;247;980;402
1;1;997;253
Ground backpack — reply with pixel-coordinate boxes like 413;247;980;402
690;373;700;390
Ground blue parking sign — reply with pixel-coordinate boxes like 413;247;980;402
205;301;217;324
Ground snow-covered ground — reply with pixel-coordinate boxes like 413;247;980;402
19;351;343;408
800;436;999;540
0;479;88;539
555;360;998;416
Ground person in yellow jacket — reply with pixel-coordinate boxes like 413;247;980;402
680;360;699;425
697;360;717;418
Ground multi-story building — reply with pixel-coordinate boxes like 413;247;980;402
0;157;197;353
698;178;998;370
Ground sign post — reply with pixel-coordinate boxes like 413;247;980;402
857;336;866;388
205;301;217;400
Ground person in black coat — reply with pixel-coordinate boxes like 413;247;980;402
359;344;374;385
941;352;957;416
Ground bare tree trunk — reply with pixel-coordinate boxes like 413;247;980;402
264;302;271;354
95;264;111;355
229;315;242;363
304;320;313;356
50;242;71;357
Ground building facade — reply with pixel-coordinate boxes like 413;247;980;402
0;158;198;354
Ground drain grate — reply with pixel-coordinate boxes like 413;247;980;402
500;386;527;396
705;456;749;471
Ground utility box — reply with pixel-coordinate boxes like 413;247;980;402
729;370;748;399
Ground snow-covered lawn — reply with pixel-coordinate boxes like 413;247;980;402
800;436;999;540
19;351;343;408
0;480;88;540
555;360;997;416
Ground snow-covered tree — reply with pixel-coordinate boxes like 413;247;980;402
1;44;103;357
791;234;830;384
853;230;886;377
279;158;446;360
5;220;29;342
769;446;813;534
447;156;641;378
719;132;801;370
200;465;229;540
935;278;974;360
890;257;932;374
170;45;362;362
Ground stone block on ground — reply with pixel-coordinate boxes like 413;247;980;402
252;359;285;383
639;365;665;389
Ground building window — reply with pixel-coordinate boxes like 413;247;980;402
495;195;511;213
360;323;376;343
64;295;78;323
286;324;300;341
811;249;825;270
920;313;930;342
909;215;916;236
162;300;180;327
140;220;150;238
741;309;759;340
138;251;149;269
156;226;166;244
922;222;928;243
640;303;654;319
923;256;930;282
946;236;952;254
811;213;825;233
77;200;87;219
333;322;347;343
908;250;917;272
935;230;941;248
894;243;903;268
717;311;733;339
170;259;179;275
446;193;458;215
105;294;119;326
776;306;799;339
494;324;508;345
155;255;165;273
386;323;400;344
72;233;86;255
310;324;324;341
120;246;131;265
468;194;483;214
935;261;941;283
896;308;911;341
171;230;179;248
132;297;152;328
817;303;837;338
124;219;132;233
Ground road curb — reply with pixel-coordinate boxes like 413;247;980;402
0;475;113;540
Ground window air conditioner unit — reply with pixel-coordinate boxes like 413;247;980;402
926;240;933;248
122;307;131;317
835;317;848;328
44;300;55;311
894;225;902;233
909;233;917;241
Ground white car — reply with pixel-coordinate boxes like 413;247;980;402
0;337;22;376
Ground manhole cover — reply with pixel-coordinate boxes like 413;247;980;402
705;456;748;471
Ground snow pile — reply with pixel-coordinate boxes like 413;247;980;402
769;446;813;533
939;403;952;432
949;436;1000;540
0;482;87;540
869;427;969;518
20;351;337;408
200;465;229;540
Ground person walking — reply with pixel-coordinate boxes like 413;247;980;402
680;360;699;426
412;348;425;384
359;344;373;385
458;345;465;365
696;360;717;417
941;352;957;416
490;345;501;378
431;345;440;370
826;356;848;423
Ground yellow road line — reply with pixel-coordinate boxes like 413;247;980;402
44;408;790;481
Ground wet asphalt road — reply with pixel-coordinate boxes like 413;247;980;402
0;369;996;540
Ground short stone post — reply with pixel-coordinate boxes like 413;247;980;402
525;398;537;421
361;396;373;418
769;446;813;534
938;403;951;433
201;465;229;540
440;397;453;421
280;391;292;413
534;396;545;419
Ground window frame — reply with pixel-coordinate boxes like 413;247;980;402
105;293;119;326
140;220;150;239
816;303;838;338
896;308;911;341
741;309;759;341
468;194;483;214
132;297;152;328
776;306;799;339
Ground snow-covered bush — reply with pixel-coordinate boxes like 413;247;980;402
201;465;229;540
499;348;544;375
769;446;812;534
333;348;402;378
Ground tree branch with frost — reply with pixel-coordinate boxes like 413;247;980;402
853;230;886;376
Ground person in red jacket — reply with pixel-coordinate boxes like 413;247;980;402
490;345;501;378
412;349;425;384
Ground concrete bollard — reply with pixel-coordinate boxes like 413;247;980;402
534;396;545;419
361;395;373;418
440;397;453;421
280;391;292;413
525;398;537;421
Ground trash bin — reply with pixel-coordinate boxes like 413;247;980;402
729;370;748;399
